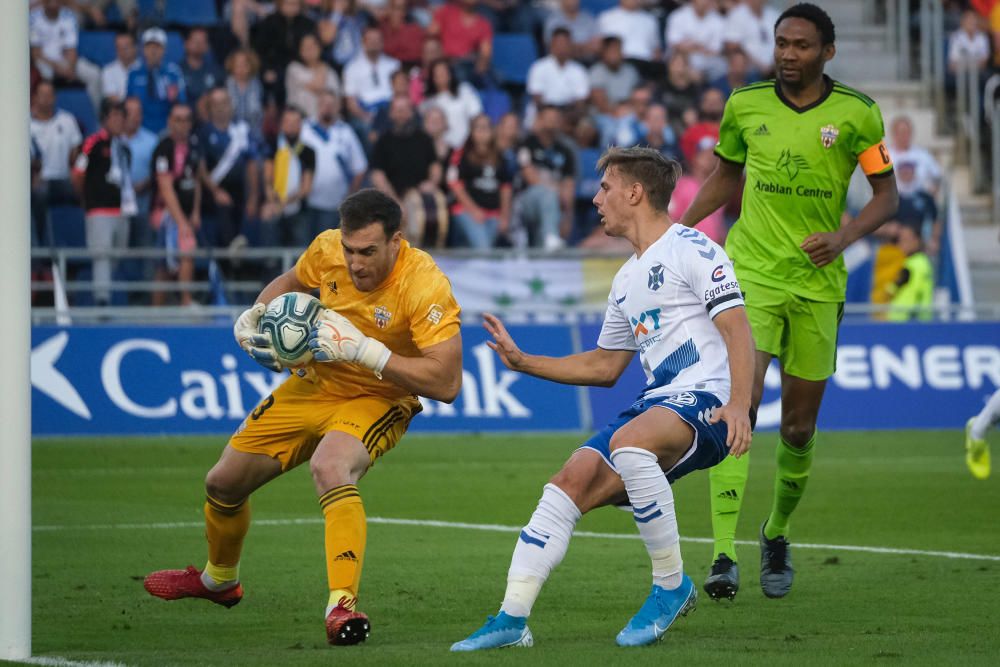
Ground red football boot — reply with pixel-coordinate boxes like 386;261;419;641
325;599;371;645
143;566;243;608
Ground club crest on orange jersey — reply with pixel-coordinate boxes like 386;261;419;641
821;124;839;149
374;305;392;329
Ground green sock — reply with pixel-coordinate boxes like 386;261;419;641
764;433;816;540
709;452;750;562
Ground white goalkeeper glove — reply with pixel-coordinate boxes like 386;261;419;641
308;309;392;377
233;303;283;372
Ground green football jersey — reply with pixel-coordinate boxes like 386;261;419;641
715;77;894;302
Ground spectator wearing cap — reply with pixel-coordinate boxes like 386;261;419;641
888;115;942;198
544;0;600;62
261;106;317;248
29;0;102;106
286;33;342;121
526;27;590;123
198;87;262;250
151;103;202;306
723;0;780;76
589;35;640;116
301;90;368;235
251;0;319;105
669;134;727;244
127;28;187;134
679;87;724;166
101;32;140;102
596;0;660;65
421;59;483;149
665;0;727;82
123;96;158;252
72;99;136;307
428;0;493;83
30;80;82;207
343;26;400;130
380;0;426;67
181;28;226;122
515;105;576;250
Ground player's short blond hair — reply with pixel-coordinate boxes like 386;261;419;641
597;146;682;213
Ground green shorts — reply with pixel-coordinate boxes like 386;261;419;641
741;278;844;381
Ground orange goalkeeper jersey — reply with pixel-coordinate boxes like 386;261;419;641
294;229;461;400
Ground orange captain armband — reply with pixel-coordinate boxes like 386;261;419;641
859;140;893;176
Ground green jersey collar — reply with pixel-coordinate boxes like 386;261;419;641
774;75;834;114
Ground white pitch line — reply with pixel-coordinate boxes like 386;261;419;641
23;657;129;667
32;516;1000;563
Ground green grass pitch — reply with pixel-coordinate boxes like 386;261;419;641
23;430;1000;666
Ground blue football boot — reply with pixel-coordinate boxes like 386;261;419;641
616;575;697;647
450;611;533;651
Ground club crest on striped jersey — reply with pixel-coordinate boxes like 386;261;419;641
821;124;839;149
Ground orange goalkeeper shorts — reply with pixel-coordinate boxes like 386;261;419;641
229;374;423;471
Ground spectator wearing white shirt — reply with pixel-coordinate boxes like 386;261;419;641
544;0;600;62
665;0;727;81
596;0;661;64
724;0;781;76
527;28;590;120
342;26;401;126
421;59;483;149
301;90;368;233
949;9;990;74
101;32;140;102
30;0;102;107
888;115;942;198
30;80;82;204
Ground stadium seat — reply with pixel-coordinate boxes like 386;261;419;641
164;0;220;27
492;33;538;86
479;88;511;124
55;89;98;136
77;31;118;67
165;31;186;66
581;0;618;14
49;205;87;248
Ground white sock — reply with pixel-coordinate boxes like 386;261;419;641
200;571;237;592
971;389;1000;440
610;446;683;590
500;483;581;618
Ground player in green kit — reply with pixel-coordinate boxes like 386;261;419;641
678;3;898;600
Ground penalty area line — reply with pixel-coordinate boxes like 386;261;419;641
32;515;1000;563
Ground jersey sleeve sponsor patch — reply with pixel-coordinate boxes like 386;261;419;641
859;140;893;176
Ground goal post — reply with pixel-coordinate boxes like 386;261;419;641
1;0;32;660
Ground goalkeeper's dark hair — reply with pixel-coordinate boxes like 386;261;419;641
339;188;402;238
597;146;682;213
776;2;835;45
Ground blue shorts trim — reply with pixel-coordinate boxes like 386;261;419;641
579;391;729;484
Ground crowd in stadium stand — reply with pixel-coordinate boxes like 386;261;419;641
26;0;977;307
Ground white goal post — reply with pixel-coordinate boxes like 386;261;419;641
1;0;32;660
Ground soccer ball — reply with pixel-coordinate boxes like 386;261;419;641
258;292;324;367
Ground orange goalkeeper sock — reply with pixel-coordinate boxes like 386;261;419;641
320;484;366;610
203;495;250;588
